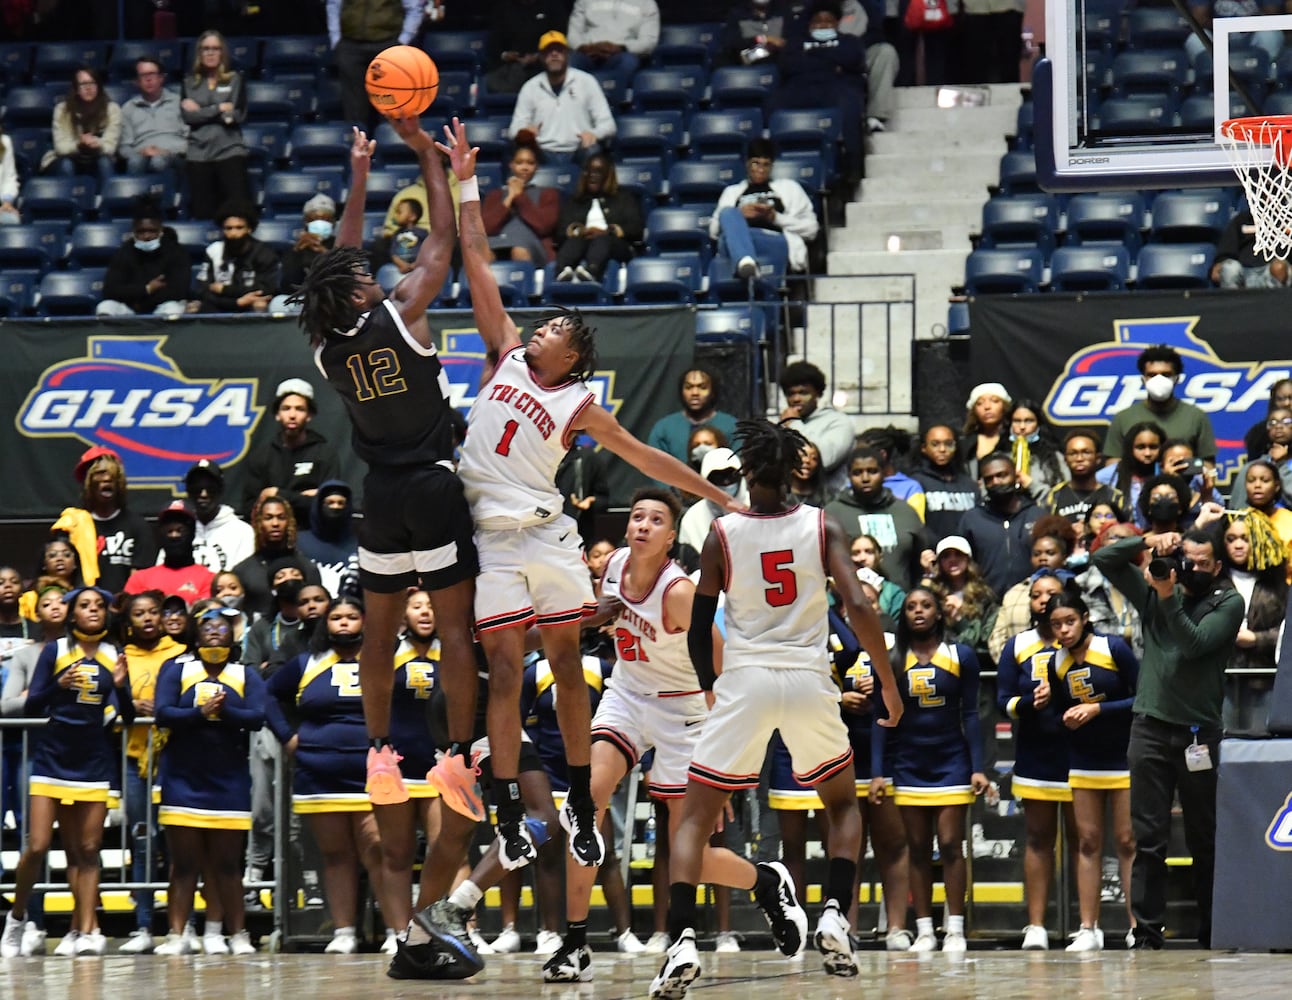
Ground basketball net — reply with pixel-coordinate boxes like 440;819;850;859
1219;116;1292;261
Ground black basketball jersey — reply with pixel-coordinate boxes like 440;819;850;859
314;299;455;468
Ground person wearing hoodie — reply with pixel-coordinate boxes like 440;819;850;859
125;502;216;605
194;199;281;314
230;496;322;620
97;199;192;317
678;447;751;555
779;361;856;496
297;480;360;599
183;460;255;573
241;378;342;525
825;446;931;591
910;425;980;542
859;425;925;520
957;453;1046;596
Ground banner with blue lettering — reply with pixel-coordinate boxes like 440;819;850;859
968;290;1292;486
1;309;694;519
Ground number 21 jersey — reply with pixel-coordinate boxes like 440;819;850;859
712;504;828;671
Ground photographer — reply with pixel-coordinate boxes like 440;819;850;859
1090;507;1243;949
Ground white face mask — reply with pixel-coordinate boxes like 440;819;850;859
1144;373;1176;403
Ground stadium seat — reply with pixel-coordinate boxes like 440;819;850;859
1082;49;1114;95
476;78;518;115
288;123;353;170
1049;245;1131;292
771;153;826;195
623;255;703;304
361;167;419;212
242;122;291;169
100;173;177;220
1125;8;1193;51
363;211;388;246
768;108;842;161
947;301;970;333
645;206;715;258
468;116;513;163
614;111;685;167
0;226;56;272
1149;190;1231;243
261;170;344;218
260;36;330;79
654;23;721;67
706;253;786;302
459;260;537;307
1110;49;1189;100
1263;91;1292;117
36;268;105;316
108;40;183;82
1135;243;1214;289
1092;96;1176;135
616;158;666;203
424;31;488;74
1194;47;1272;98
668;158;742;205
630;66;707;113
531;163;579;194
592;64;633;108
31;40;108;82
2;84;59;128
1064;192;1147;251
541;261;618;306
3;127;48;179
168;220;221;262
695;304;765;343
1082;10;1118;53
67;222;131;267
252;219;301;251
1012;101;1035;150
245;80;315;123
213;37;263;75
0;42;33;84
978;194;1059;258
962;248;1044;295
687;109;763;158
19;176;98;224
708;65;779;109
429;71;476;117
0;269;40;316
997;150;1039;195
315;75;344;122
372;120;423;168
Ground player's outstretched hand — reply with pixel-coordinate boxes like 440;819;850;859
350;126;377;173
434;116;479;181
388;114;433;152
721;495;748;513
878;687;903;728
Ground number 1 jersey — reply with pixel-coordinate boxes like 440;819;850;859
458;346;595;528
711;504;829;672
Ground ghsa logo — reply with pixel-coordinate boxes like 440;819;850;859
440;328;624;420
1266;791;1292;851
15;336;263;488
1042;317;1291;484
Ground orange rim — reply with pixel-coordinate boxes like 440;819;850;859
1222;115;1292;165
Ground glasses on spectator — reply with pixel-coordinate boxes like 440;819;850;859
76;79;97;88
161;608;186;618
1268;417;1292;427
200;45;223;52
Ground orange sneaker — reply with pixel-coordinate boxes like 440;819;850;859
427;750;486;821
366;745;409;805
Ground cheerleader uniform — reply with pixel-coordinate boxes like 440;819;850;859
155;654;266;829
523;652;611;796
25;637;132;804
879;642;983;806
391;638;441;799
996;628;1071;802
265;649;370;813
1048;634;1139;790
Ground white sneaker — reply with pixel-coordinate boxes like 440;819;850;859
468;927;494;955
1021;924;1049;951
556;266;576;283
491;924;520;954
324;929;358;954
752;861;808;957
644;931;670;954
617;929;646;953
181;925;200;953
75;930;107;956
941;930;967;954
21;922;47;957
1;911;23;958
573;265;596;283
155;932;196;956
1125;927;1137;949
534;928;562;955
909;930;937;953
885;928;913;952
53;930;80;957
714;931;741;954
559;799;606;868
867;116;887;133
813;904;858;977
1066;926;1103;953
203;932;230;956
229;931;257;956
119;929;155;954
649;929;701;1000
736;256;758;280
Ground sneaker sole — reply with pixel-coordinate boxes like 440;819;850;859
650;961;700;1000
756;861;807;957
814;931;858;978
366;768;410;806
426;763;486;821
387;941;479;981
411;912;485;976
542;961;594;983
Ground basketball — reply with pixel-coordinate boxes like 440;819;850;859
365;45;439;118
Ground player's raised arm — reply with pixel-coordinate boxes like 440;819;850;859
336;126;376;249
436;116;521;366
686;527;725;693
387;114;455;322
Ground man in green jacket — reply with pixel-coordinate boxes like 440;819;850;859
1091;518;1242;950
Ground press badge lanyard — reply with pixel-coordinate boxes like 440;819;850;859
1185;725;1213;772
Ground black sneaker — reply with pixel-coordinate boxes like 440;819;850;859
497;816;538;871
1131;924;1164;951
387;938;479;980
542;941;593;982
559;799;605;867
753;861;808;957
411;903;485;976
427;899;470;939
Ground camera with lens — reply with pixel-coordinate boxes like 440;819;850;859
1148;551;1194;581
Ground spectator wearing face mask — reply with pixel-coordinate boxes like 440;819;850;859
678;447;750;554
296;481;359;599
97;198;192;318
269;193;337;314
1103;345;1217;473
125;502;216;606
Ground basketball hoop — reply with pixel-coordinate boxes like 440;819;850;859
1219;115;1292;261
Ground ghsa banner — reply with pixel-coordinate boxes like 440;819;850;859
968;290;1292;486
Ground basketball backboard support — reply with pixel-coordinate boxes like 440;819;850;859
1037;5;1292;191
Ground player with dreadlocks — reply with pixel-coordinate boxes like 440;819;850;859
649;419;905;1000
428;117;741;883
287;120;487;977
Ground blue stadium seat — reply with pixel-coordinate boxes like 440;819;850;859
459;259;537;307
630;66;707;112
260;36;331;79
363;210;388;246
654;23;721;68
1135;243;1214;289
1125;8;1193;51
706;253;786;302
424;31;488;74
5;127;50;179
100;173;178;220
1263;91;1292;116
592;64;633;108
19;176;98;224
261;170;344;218
31;41;108;83
245;80;315;123
372;120;423;167
947;301;970;333
103;81;133;107
429;71;476;116
67;222;131;267
206;37;262;75
1179;95;1218;131
687;109;763;159
0;226;56;272
963;248;1044;295
978;194;1059;258
771;153;826;195
646;206;715;258
694;305;765;343
541;261;618;306
1194;47;1271;97
27;221;69;265
0;269;40;316
1083;49;1114;95
668;158;742;205
468;116;513;162
1013;101;1035;150
315;75;344;122
614;111;684;167
169;220;221;262
476;78;518;115
361;168;419;212
616;158;666;203
708;65;779;109
997;150;1039;195
1065;191;1147;251
36;268;105;316
1149;190;1231;243
109;40;183;82
253;219;302;251
1093;96;1176;134
288;123;353;170
3;84;59;128
0;42;33;84
623;255;703;304
768;108;842;159
532;163;579;194
1082;10;1118;53
1110;49;1189;99
242;122;291;169
1049;245;1131;292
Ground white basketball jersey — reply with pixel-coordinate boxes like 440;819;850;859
458;346;596;528
713;504;828;671
600;548;699;697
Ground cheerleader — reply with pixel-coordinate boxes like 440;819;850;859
0;586;133;957
265;595;391;955
876;587;987;954
994;571;1073;951
1045;592;1139;952
154;606;266;956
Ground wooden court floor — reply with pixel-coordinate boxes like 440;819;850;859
2;947;1290;1000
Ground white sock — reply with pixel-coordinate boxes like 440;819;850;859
450;879;483;911
333;926;356;937
916;917;934;937
946;915;964;936
205;921;222;937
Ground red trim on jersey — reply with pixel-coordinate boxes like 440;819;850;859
795;747;855;786
713;518;733;593
658;576;691;634
688;762;761;790
657;689;703;698
560;391;597;450
619;551;674;607
727;506;803;520
591;726;639;767
648;783;688;800
476;607;536;633
536;602;597;628
522;349;583;394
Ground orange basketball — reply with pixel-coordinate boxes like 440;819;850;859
365;45;439;118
